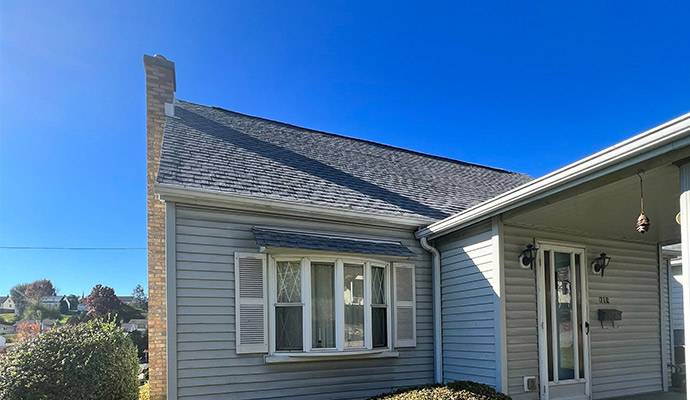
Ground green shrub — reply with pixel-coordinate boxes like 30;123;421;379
368;381;512;400
0;318;139;400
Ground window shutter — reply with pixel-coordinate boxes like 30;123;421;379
234;252;268;354
393;262;416;347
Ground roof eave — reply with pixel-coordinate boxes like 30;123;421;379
417;110;690;240
154;183;436;228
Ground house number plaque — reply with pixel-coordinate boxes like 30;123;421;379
599;296;610;303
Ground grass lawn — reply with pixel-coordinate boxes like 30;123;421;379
2;333;17;343
0;313;16;324
1;312;75;324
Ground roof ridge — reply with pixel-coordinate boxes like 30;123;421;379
176;99;528;177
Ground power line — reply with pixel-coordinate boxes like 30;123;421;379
0;246;146;251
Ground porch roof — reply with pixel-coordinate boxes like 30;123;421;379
252;227;416;257
417;111;690;241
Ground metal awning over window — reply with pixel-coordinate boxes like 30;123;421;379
252;227;415;258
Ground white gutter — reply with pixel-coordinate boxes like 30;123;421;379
154;183;434;228
419;237;442;383
417;110;690;239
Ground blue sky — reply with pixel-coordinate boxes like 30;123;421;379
1;1;689;296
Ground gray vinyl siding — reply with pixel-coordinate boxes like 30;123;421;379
503;224;663;400
435;221;499;388
173;205;433;399
672;264;684;330
661;259;672;389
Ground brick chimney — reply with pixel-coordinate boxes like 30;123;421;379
144;54;175;400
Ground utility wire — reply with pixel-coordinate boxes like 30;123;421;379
0;246;146;251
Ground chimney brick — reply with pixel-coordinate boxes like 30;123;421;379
144;54;175;400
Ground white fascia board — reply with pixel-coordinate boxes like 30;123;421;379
154;183;433;228
417;111;690;239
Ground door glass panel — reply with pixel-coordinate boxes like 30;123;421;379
311;262;335;349
555;251;575;381
545;251;553;382
575;254;584;379
344;264;365;348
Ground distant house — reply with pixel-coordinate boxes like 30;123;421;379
117;296;135;305
41;319;58;331
40;296;69;310
77;302;88;312
121;323;137;333
0;296;15;313
128;319;147;332
0;324;15;334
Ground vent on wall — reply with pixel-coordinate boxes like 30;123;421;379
523;376;538;392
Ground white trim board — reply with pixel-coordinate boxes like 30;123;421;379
155;183;434;229
165;201;177;400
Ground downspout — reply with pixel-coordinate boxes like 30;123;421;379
420;236;443;383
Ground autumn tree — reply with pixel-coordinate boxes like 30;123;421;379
15;321;41;342
84;284;121;316
24;279;57;302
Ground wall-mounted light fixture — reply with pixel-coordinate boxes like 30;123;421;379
591;252;611;277
519;244;538;269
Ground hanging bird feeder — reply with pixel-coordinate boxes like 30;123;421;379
636;171;650;234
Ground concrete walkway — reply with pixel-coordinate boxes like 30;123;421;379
614;391;686;400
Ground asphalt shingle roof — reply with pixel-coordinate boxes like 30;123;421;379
157;100;532;221
252;227;416;257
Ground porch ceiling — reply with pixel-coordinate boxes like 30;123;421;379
504;163;681;244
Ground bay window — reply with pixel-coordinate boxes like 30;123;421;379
269;257;391;354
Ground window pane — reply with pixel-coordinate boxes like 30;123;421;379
276;306;302;351
372;307;387;348
372;266;386;305
277;261;301;303
312;262;335;348
344;264;365;348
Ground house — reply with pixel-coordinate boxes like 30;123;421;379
128;318;148;332
0;295;15;313
144;54;690;400
77;302;88;312
122;319;147;333
118;296;135;305
41;319;57;331
40;296;69;310
0;324;15;335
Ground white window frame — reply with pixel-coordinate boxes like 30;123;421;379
268;255;392;356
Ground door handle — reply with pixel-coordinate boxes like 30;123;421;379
585;321;590;335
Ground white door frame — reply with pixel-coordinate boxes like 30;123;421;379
536;240;592;400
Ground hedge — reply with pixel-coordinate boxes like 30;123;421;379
0;318;139;400
368;381;512;400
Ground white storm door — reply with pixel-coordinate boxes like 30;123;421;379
537;243;591;400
